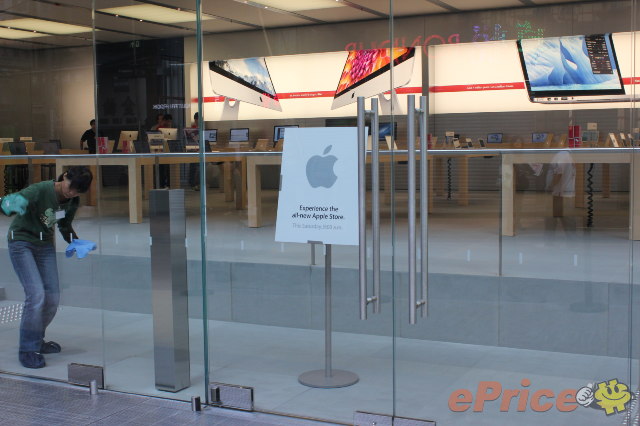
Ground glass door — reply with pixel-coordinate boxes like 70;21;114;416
199;0;399;423
394;1;638;426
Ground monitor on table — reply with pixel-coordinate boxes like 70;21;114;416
41;142;59;154
273;125;298;143
168;140;186;153
532;132;548;143
487;133;503;143
134;140;150;153
230;128;249;143
159;128;178;140
8;142;27;155
377;122;397;142
204;129;217;143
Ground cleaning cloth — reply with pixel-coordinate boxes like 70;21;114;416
65;239;97;259
1;193;28;216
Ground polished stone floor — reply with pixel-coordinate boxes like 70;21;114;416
0;178;637;425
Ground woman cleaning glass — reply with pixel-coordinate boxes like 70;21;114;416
1;166;94;369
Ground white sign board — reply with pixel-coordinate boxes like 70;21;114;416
275;127;358;246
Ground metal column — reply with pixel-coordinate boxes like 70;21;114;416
149;189;190;392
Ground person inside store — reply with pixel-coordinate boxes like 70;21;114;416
1;166;93;369
154;113;172;188
546;150;576;235
189;112;200;190
150;113;164;131
79;119;97;153
160;113;173;129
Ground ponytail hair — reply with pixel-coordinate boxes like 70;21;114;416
57;166;93;193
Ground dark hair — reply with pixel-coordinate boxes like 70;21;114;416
57;166;93;194
193;112;199;121
156;113;164;122
90;119;96;125
164;113;173;121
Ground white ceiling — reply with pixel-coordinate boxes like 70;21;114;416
0;0;600;49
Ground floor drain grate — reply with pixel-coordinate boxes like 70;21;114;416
0;303;23;325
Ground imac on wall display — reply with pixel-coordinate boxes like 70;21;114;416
332;47;416;109
209;57;282;111
273;125;299;142
518;33;626;103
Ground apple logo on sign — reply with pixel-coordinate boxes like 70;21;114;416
306;145;338;188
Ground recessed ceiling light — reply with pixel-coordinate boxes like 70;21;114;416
0;27;46;39
99;5;213;24
239;0;345;12
0;18;91;34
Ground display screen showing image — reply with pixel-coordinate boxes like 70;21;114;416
518;33;624;96
377;122;397;141
335;47;414;97
230;128;249;142
273;125;299;142
532;132;547;142
487;133;503;143
209;57;277;99
205;130;217;142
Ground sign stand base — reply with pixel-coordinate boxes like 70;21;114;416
298;244;359;389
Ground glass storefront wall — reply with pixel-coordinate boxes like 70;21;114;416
0;1;637;425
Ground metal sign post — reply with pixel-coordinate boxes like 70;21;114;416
298;244;359;388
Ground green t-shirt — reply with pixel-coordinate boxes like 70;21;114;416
7;181;79;245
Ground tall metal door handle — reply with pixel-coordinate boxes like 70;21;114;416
419;96;428;318
358;97;381;320
407;95;417;325
357;97;367;320
408;95;428;325
370;98;381;314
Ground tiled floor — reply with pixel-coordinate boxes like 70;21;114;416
0;374;343;426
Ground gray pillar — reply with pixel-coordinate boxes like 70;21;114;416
149;189;190;392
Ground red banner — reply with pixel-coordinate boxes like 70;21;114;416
193;87;423;103
430;82;525;93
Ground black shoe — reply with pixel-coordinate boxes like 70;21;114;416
19;351;45;369
40;341;61;354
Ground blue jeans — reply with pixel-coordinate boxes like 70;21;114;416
9;240;60;353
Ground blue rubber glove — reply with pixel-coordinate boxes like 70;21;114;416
65;239;97;259
1;193;28;216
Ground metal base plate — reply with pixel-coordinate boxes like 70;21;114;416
298;369;359;388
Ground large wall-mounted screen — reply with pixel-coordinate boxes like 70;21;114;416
209;57;282;111
332;47;416;109
518;33;625;101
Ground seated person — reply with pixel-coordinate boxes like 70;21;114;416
150;113;164;131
